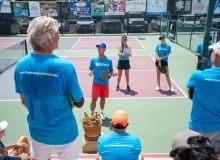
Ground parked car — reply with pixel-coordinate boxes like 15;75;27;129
124;12;147;32
75;15;95;33
199;13;220;29
151;17;168;32
101;15;121;33
58;19;70;32
177;14;202;32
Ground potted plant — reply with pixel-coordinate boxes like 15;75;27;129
81;112;102;141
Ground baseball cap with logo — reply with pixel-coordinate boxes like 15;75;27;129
209;41;220;56
172;130;202;150
121;35;127;40
96;42;106;49
0;121;8;132
111;110;128;127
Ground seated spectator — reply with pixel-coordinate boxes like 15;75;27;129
95;110;144;160
170;130;216;160
0;121;31;160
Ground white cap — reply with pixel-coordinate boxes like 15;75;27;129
0;121;8;132
209;41;220;56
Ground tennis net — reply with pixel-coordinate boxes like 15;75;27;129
0;39;28;74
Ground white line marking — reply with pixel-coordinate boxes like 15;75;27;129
0;43;19;44
63;55;150;58
134;37;145;50
71;49;145;51
70;37;81;50
76;70;155;73
77;42;140;43
0;57;22;58
62;56;66;59
0;96;186;102
149;55;188;98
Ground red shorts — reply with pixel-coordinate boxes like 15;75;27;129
92;83;109;99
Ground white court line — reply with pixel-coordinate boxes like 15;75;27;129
70;48;145;51
63;55;150;58
76;42;141;43
0;43;19;44
0;96;186;102
149;55;188;98
70;37;81;51
134;37;145;50
76;70;155;73
0;57;23;58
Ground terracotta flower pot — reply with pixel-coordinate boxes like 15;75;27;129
82;120;102;141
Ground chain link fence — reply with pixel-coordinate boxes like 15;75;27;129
160;17;220;53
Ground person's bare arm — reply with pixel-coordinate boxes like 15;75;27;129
19;94;26;108
157;54;169;60
117;45;125;56
95;153;100;160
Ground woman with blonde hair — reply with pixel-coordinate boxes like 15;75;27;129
116;35;132;91
14;16;84;160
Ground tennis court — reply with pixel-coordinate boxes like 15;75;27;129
0;35;198;160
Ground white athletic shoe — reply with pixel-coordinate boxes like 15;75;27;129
99;111;106;120
155;86;160;91
169;87;175;92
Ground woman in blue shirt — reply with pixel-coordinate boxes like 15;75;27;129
155;35;174;92
116;35;132;91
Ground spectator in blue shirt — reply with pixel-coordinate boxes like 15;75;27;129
95;110;144;160
195;35;214;70
186;41;220;155
14;16;84;160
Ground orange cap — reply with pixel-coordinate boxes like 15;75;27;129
111;110;128;127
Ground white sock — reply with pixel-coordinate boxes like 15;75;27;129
91;111;94;115
100;109;104;113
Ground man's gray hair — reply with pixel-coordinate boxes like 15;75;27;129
27;16;58;50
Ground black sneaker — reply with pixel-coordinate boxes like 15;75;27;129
127;86;131;91
116;86;120;91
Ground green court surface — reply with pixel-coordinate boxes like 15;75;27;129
0;35;198;155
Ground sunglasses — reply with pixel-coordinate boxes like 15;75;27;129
159;37;164;40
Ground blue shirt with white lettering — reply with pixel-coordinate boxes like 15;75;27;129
98;132;141;160
118;44;129;61
89;56;113;86
196;42;214;67
14;53;83;145
186;67;220;132
155;43;171;62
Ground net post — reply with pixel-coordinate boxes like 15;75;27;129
24;40;28;55
189;25;193;51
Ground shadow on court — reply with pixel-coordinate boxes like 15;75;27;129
119;89;138;96
101;117;113;130
158;89;177;96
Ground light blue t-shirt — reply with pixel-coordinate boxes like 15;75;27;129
196;42;214;67
186;67;220;132
155;43;171;62
98;132;141;160
118;44;129;61
89;56;113;86
14;53;83;145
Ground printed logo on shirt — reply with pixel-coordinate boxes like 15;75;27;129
159;47;168;51
95;62;109;67
19;71;58;77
